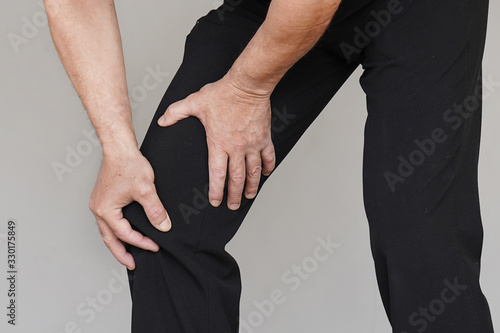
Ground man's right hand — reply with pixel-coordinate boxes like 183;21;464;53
45;0;172;270
89;147;172;270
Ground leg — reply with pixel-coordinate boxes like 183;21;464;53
122;4;358;332
359;0;493;331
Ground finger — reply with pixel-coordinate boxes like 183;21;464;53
109;216;161;252
227;153;246;210
158;94;197;127
208;147;228;207
99;211;161;251
261;143;276;176
244;153;262;200
134;183;172;232
96;217;137;270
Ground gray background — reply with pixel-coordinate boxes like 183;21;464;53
1;0;499;332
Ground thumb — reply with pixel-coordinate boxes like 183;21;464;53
136;188;172;232
158;96;197;127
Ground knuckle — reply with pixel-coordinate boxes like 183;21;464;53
101;235;114;247
232;139;248;149
93;205;107;218
114;227;129;241
228;194;241;203
211;167;227;179
248;165;262;177
263;144;276;156
136;182;153;197
230;173;245;185
246;182;258;193
148;207;165;222
208;188;222;200
185;93;197;105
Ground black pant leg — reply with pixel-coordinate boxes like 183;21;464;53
359;0;493;331
122;5;358;333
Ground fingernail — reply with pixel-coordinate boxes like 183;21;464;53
157;115;165;126
246;193;256;199
210;200;221;207
127;266;135;271
229;203;240;210
159;218;171;232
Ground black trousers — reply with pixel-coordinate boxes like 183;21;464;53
122;0;493;331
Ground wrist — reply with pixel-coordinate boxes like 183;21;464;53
225;65;277;98
101;131;140;159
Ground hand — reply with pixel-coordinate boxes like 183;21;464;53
89;147;172;270
157;75;276;210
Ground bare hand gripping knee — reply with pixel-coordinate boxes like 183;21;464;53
45;0;341;270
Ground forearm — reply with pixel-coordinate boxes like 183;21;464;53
45;0;137;155
227;0;341;95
